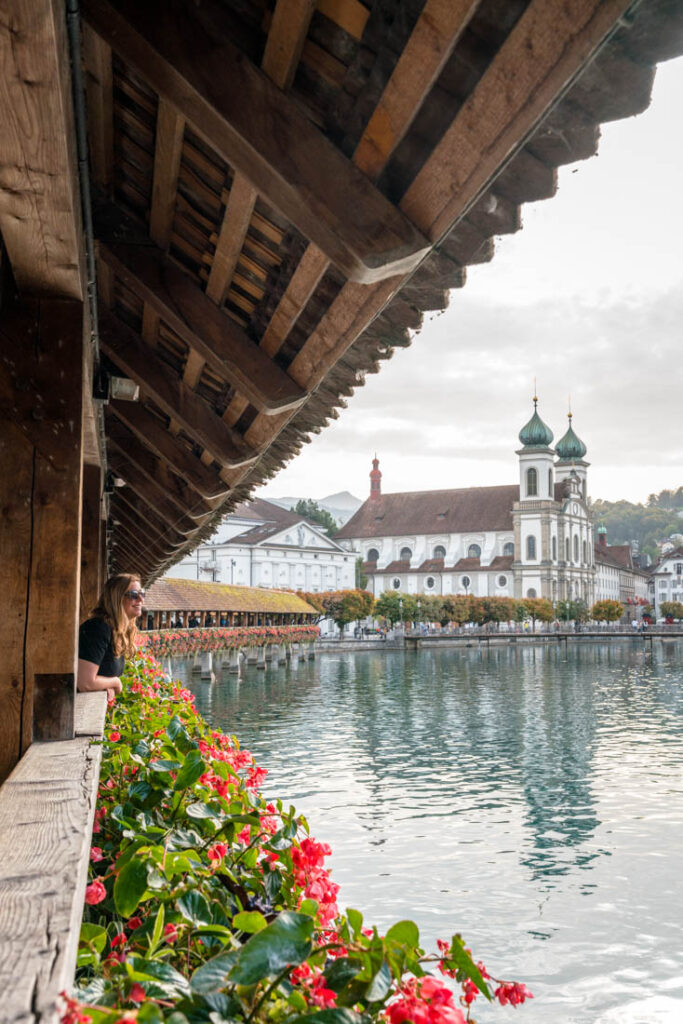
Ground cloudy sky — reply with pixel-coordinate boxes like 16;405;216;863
261;57;683;508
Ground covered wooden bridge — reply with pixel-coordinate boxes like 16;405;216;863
142;577;317;627
2;0;683;1018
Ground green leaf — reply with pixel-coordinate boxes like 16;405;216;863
151;903;165;951
286;1010;362;1024
174;749;205;791
299;898;319;917
113;854;149;917
76;922;107;967
365;962;392;1002
186;800;222;819
148;759;182;772
445;937;491;1001
347;909;363;938
127;955;192;998
289;990;309;1012
233;910;268;933
324;957;363;993
177;889;213;927
191;951;239;995
228;910;314;986
137;1004;165;1024
385;920;419;948
166;1015;190;1024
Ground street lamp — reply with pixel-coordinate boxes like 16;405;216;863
398;596;403;629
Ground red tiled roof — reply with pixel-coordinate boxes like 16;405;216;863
418;558;445;572
373;554;513;575
595;543;633;570
488;556;514;570
336;485;519;539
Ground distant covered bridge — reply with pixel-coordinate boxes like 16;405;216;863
143;578;317;628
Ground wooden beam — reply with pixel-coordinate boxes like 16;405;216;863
109;399;230;498
149;98;185;248
244;0;634;450
80;464;103;620
82;0;430;284
0;0;83;299
99;311;260;467
107;443;203;537
352;0;482;181
0;300;84;782
262;0;316;91
82;23;114;192
111;516;177;568
99;240;306;414
205;173;257;306
105;412;216;519
400;0;635;242
113;489;188;548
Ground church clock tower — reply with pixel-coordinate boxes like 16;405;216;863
513;397;556;600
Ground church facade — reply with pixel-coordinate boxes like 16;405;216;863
336;402;596;606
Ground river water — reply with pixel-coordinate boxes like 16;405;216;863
177;641;683;1023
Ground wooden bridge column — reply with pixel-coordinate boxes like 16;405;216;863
0;300;85;783
80;464;103;620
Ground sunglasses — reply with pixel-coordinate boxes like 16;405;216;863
125;589;146;601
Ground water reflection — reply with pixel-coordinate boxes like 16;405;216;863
175;641;683;1023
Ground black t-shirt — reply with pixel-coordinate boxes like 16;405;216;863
78;617;125;677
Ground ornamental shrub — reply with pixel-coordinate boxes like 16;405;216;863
143;625;319;660
63;652;530;1022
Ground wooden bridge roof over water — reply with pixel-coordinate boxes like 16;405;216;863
145;577;317;616
3;0;683;590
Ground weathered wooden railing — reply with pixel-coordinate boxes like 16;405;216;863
0;692;107;1023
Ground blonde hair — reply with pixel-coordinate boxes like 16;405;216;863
91;573;141;659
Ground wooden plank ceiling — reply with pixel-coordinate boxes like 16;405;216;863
4;0;683;582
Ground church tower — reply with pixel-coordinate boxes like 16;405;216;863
554;412;589;500
369;455;382;502
513;397;555;600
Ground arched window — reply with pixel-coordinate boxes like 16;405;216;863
367;547;379;562
552;536;557;561
467;543;481;559
573;535;579;562
526;535;537;560
503;542;514;557
548;468;553;495
565;537;570;561
526;467;538;497
526;588;537;599
433;545;446;558
582;539;587;563
400;546;412;561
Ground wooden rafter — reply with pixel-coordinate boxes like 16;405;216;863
99;240;306;414
81;0;430;284
149;98;185;248
107;444;200;536
0;0;83;299
99;311;260;467
241;0;636;453
108;399;230;499
105;413;216;519
113;489;188;548
82;23;114;193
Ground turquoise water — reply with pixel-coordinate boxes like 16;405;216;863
179;641;683;1023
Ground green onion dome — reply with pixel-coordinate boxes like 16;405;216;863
518;399;554;448
555;414;587;460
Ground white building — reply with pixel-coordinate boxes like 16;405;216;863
170;497;355;593
594;527;650;613
649;547;683;616
336;401;596;605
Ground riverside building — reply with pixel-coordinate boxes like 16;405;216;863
336;401;596;605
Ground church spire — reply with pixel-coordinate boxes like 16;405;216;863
369;454;382;502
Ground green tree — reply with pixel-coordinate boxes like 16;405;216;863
355;556;368;589
660;601;683;620
524;598;554;629
590;599;624;622
293;499;339;536
373;590;416;626
556;598;588;623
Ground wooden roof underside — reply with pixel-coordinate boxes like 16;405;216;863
2;0;683;582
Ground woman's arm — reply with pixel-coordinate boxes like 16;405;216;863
77;659;123;696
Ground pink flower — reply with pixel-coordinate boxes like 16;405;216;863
84;879;106;905
494;982;533;1006
311;976;337;1008
111;931;126;949
164;922;179;943
207;842;228;862
108;731;121;742
127;916;142;930
89;847;103;862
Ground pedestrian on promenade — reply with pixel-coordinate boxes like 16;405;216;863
77;573;143;701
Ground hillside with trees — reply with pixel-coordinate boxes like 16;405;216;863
590;486;683;561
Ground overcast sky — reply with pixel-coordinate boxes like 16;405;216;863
261;57;683;508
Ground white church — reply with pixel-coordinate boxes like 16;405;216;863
336;401;596;605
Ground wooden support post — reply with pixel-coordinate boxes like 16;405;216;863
80;464;103;620
0;300;85;782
